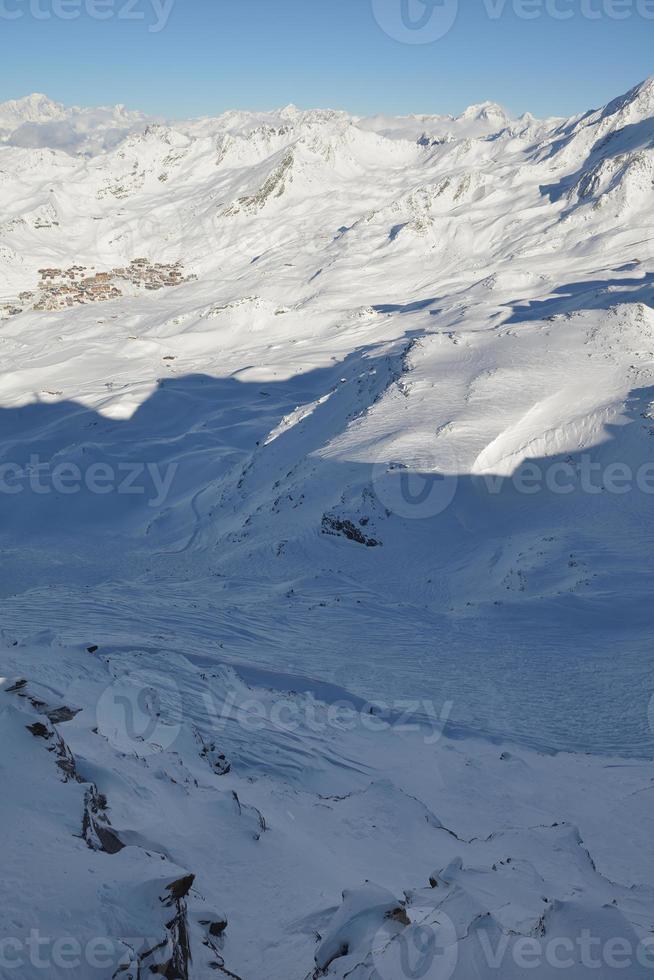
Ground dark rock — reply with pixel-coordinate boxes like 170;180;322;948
200;918;228;937
6;679;27;693
82;785;124;854
26;722;52;739
321;514;381;547
46;706;81;724
164;874;196;903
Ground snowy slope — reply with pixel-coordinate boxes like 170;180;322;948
0;80;654;979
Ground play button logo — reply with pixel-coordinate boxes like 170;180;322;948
372;0;459;44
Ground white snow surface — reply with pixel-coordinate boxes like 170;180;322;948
1;80;654;979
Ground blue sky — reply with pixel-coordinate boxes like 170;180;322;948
0;0;652;119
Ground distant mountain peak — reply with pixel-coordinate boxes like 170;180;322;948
457;101;509;122
0;92;66;124
0;93;149;155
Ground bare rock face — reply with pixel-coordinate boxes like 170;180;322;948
26;720;52;739
82;785;125;854
142;875;197;980
321;513;381;547
195;728;231;775
163;874;196;903
202;917;228;937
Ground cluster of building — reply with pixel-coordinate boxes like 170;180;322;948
1;259;195;317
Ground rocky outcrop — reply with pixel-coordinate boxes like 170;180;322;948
82;785;125;854
321;514;381;547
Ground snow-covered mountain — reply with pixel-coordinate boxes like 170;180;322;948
1;79;654;979
0;93;150;154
